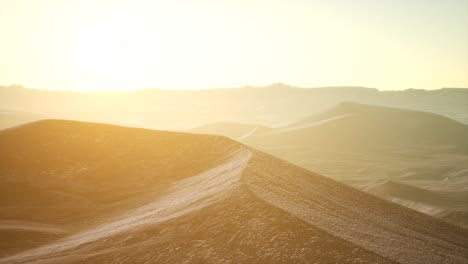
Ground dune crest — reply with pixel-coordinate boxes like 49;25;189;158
192;103;468;229
1;120;467;263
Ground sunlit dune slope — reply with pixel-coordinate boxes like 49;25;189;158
1;120;467;263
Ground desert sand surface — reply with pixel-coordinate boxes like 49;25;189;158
1;120;467;263
191;103;468;228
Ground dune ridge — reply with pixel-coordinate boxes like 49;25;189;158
191;103;468;229
0;150;252;264
1;120;468;263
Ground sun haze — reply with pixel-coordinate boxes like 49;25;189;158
0;0;467;91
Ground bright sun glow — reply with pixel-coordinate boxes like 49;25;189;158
0;0;467;91
74;31;121;74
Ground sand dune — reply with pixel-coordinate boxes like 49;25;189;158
362;181;468;228
2;85;468;130
0;221;68;234
245;102;468;151
192;103;468;229
268;113;355;133
191;123;271;140
1;120;468;263
364;181;468;211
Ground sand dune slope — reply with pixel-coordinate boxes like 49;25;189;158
1;120;467;263
190;122;271;140
191;103;468;229
246;102;468;151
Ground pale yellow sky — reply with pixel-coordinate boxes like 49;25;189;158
1;0;467;91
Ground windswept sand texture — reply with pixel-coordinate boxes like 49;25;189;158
192;103;468;228
1;120;468;263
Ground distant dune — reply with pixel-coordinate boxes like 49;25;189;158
191;122;272;140
1;120;467;263
360;179;468;229
245;102;468;151
364;180;468;211
1;84;468;130
192;103;468;228
361;181;468;228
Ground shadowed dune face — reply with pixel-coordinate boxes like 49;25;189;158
191;103;468;229
246;102;468;151
361;181;468;228
363;181;468;211
1;120;468;263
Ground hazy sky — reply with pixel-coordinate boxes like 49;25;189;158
1;0;467;91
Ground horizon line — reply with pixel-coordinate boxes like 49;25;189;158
1;83;468;93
